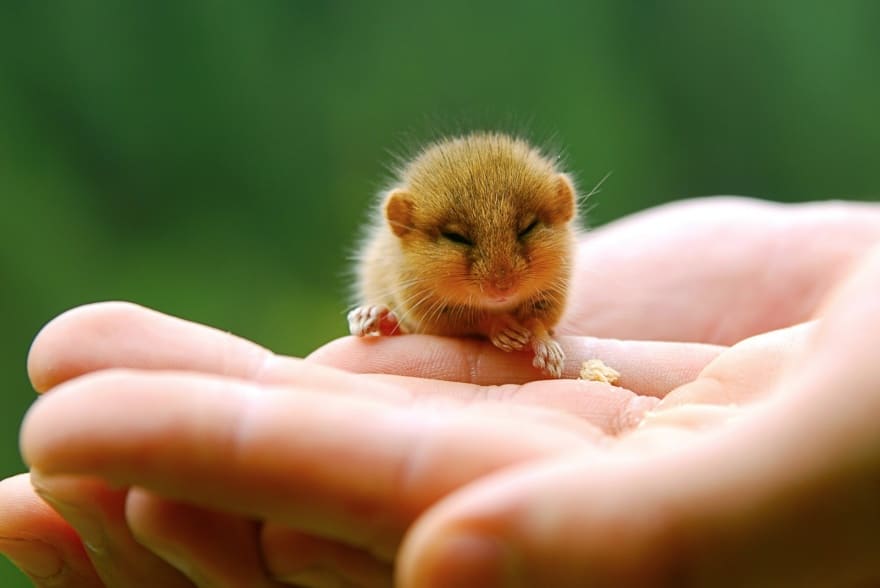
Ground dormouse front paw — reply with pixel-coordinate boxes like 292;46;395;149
347;305;401;336
489;318;532;352
532;335;565;378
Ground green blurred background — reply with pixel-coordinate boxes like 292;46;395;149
1;1;878;584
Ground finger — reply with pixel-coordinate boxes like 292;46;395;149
398;245;880;588
29;472;193;588
28;301;720;401
261;523;392;587
27;301;411;402
308;335;722;396
21;370;602;559
24;298;669;428
0;473;104;588
28;303;662;427
125;488;285;588
28;301;300;393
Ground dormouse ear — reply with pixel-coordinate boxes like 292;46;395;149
544;173;576;224
384;189;415;237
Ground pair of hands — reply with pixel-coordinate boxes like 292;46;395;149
2;197;880;587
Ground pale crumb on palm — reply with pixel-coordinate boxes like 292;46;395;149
578;358;621;385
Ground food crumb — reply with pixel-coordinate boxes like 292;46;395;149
578;359;621;385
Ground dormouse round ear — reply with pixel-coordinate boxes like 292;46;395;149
544;173;576;224
384;189;415;237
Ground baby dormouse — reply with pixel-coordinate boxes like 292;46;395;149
348;132;579;377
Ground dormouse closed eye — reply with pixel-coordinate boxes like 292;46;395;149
518;218;539;239
441;230;473;246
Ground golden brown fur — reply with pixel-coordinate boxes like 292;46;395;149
350;132;579;377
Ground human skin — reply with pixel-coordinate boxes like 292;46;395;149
2;197;879;587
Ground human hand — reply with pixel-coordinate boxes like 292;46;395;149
11;239;880;586
4;197;879;587
4;299;716;587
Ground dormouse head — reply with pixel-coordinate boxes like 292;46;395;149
384;132;578;309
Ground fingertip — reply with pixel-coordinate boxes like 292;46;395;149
20;368;179;472
26;300;272;396
398;530;514;588
399;512;509;588
19;391;55;469
19;376;95;470
123;489;204;581
123;486;166;537
397;481;521;588
27;301;150;393
0;537;65;584
0;473;102;586
0;474;59;539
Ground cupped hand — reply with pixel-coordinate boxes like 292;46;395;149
2;197;879;588
12;246;880;588
8;299;715;587
12;258;880;588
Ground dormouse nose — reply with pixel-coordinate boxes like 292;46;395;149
489;266;515;293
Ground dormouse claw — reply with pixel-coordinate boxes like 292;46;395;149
489;320;532;352
532;336;565;378
347;305;400;337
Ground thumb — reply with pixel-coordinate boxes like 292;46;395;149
397;243;880;588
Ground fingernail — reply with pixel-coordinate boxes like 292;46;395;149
34;491;106;555
0;537;63;579
416;532;514;588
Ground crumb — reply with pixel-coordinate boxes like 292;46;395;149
578;359;620;385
